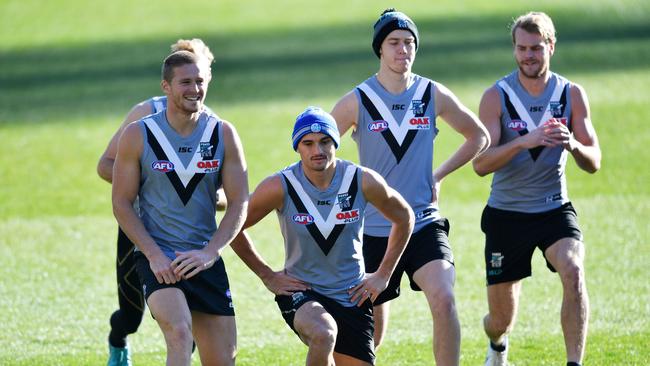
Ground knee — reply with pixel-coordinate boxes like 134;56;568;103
486;314;514;336
560;261;586;294
430;287;456;318
308;323;337;350
164;321;193;348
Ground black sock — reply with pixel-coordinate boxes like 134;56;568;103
490;341;506;352
108;333;127;348
108;312;128;348
567;362;581;366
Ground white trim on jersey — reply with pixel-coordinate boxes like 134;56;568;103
143;116;218;187
498;80;564;132
282;165;357;238
358;79;429;144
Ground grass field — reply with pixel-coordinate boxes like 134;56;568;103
1;0;649;365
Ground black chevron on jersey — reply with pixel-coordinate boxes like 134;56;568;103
144;124;220;205
283;170;359;256
501;87;544;161
558;85;571;132
357;83;432;164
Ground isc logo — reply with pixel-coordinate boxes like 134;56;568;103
292;213;314;225
409;117;430;129
368;120;388;132
336;209;360;223
507;120;527;131
152;160;174;172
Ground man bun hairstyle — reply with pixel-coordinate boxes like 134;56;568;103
372;8;419;58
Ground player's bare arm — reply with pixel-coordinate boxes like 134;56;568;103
473;86;551;176
350;168;414;306
565;84;601;173
112;122;179;285
230;175;310;295
432;82;490;198
98;101;152;183
330;90;359;136
172;121;249;279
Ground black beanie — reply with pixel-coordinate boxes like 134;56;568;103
372;10;419;58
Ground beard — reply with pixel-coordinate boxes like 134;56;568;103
518;59;547;79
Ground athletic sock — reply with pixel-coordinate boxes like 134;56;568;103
567;362;581;366
108;333;127;348
109;312;128;348
490;341;506;352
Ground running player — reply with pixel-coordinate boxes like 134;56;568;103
473;12;601;366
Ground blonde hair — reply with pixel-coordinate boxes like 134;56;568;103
170;38;214;64
511;12;556;45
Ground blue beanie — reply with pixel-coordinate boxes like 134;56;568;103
292;107;340;151
372;9;419;58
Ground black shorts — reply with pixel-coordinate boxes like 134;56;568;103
134;252;235;316
275;290;375;364
363;219;454;305
481;202;583;285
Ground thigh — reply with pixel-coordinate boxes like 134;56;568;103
333;352;373;366
147;287;192;328
406;219;454;291
192;312;236;366
184;258;235;316
293;300;337;344
482;206;537;284
544;237;585;276
363;234;403;305
537;203;584;272
412;259;455;300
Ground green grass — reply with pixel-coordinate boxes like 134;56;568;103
1;0;649;364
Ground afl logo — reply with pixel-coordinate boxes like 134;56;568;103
368;120;388;132
152;160;174;172
292;213;314;225
507;120;527;131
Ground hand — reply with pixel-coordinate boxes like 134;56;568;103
261;269;310;295
543;118;572;147
149;252;180;285
171;249;218;280
348;272;390;307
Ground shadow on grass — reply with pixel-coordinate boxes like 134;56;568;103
0;11;648;124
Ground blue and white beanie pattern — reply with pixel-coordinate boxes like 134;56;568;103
292;106;341;151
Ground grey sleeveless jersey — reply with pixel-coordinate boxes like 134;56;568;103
489;70;573;213
277;160;366;307
137;110;224;259
353;74;439;236
147;95;216;116
148;96;167;113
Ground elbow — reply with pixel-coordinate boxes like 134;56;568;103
586;161;601;174
477;130;491;154
97;158;113;183
405;207;415;232
472;160;490;177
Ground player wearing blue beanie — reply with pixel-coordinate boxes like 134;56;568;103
292;106;341;151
